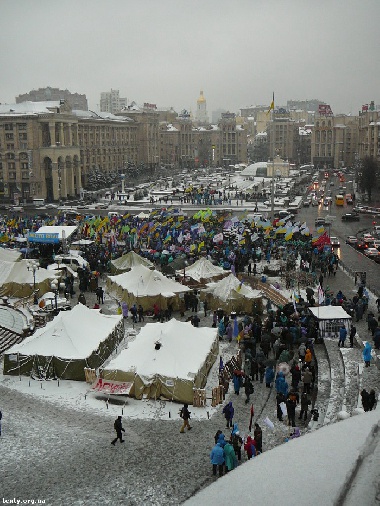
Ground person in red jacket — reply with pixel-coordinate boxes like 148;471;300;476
244;435;256;460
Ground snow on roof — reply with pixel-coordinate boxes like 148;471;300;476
309;306;352;320
0;259;56;286
185;409;380;506
240;162;268;176
177;257;227;282
35;225;78;240
6;304;122;360
108;264;190;296
111;251;153;271
203;273;261;301
103;319;217;380
0;101;62;116
0;249;22;262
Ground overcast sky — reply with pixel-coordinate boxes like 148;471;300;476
1;0;379;116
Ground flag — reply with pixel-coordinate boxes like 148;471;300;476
318;285;325;305
267;92;275;114
249;404;255;432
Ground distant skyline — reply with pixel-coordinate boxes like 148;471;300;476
1;0;379;116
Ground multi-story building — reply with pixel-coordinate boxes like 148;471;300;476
358;107;380;162
311;105;359;168
100;89;128;114
0;101;138;203
16;87;88;111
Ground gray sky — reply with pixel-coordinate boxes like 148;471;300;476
1;0;379;116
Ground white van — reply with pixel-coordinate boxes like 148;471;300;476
53;254;89;271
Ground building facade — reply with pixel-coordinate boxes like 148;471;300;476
100;89;128;114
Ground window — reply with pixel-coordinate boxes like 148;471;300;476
7;152;15;159
20;152;28;160
8;162;15;169
6;144;14;150
20;142;28;149
19;133;27;140
5;133;14;140
21;162;28;170
21;171;29;179
4;123;13;130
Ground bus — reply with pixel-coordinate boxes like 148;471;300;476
335;194;344;206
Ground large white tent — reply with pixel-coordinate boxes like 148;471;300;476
3;304;124;380
101;318;218;404
0;258;57;298
107;264;190;310
201;273;262;314
176;257;229;285
110;251;153;274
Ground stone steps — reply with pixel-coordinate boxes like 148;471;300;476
321;338;346;425
340;347;362;413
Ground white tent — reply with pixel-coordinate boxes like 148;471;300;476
309;306;352;338
101;318;218;404
176;257;229;284
0;259;58;298
201;273;262;313
110;251;153;273
107;264;190;310
3;304;124;380
33;225;78;240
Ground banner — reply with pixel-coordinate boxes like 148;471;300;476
91;378;133;395
28;232;60;244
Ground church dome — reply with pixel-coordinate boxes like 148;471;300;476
197;90;206;103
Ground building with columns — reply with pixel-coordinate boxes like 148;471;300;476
0;101;139;203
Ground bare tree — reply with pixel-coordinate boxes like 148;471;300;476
359;156;379;201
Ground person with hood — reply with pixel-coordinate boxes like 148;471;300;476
179;404;192;433
265;365;275;388
298;342;306;361
222;401;234;428
224;440;237;472
275;371;289;398
233;371;243;395
210;442;225;476
363;341;372;367
291;364;302;390
338;324;347;347
244;435;256;460
111;416;125;445
121;301;128;319
304;348;312;366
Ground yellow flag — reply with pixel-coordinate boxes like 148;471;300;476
267;92;275;114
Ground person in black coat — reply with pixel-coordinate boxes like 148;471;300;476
349;325;356;348
276;392;286;421
111;416;125;445
286;395;297;427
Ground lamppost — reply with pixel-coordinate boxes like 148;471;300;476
51;279;59;311
27;260;39;290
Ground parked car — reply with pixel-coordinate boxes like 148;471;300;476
315;218;326;226
342;213;360;222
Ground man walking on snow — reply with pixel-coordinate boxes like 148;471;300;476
111;416;125;445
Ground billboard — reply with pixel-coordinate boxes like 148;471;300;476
318;104;333;116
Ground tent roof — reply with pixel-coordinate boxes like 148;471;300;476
203;274;261;302
0;248;22;262
103;319;217;380
6;304;122;359
35;226;78;240
111;251;153;271
177;257;227;282
109;264;190;296
309;306;352;320
1;259;57;285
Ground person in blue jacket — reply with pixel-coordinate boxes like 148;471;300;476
210;442;225;477
265;366;275;388
363;341;372;367
275;371;289;397
338;324;347;347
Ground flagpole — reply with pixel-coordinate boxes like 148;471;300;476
270;92;275;222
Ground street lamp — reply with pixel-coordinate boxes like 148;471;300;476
51;279;59;311
27;260;39;290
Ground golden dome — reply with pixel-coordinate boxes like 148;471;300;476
197;90;206;103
